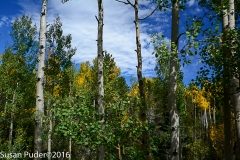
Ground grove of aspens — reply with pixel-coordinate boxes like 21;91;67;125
0;0;240;159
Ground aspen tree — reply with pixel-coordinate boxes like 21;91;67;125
116;1;157;159
34;0;47;158
9;83;17;146
168;0;180;159
96;0;105;159
229;0;240;157
222;0;233;159
47;98;52;160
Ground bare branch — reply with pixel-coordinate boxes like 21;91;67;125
176;32;186;44
126;0;134;7
116;0;129;5
139;6;158;20
95;15;99;22
116;0;134;7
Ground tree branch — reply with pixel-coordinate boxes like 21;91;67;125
138;6;158;20
126;0;134;7
95;15;99;22
116;0;134;8
116;0;129;5
176;32;186;44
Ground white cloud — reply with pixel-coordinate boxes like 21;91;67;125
14;0;168;78
1;16;8;22
187;0;196;7
0;16;9;27
195;7;202;13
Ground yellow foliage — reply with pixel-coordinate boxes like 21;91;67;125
127;78;154;98
209;124;224;158
5;63;17;75
74;61;93;91
188;86;210;109
53;85;60;97
76;77;84;85
1;112;5;117
9;68;16;75
128;83;139;97
108;66;120;79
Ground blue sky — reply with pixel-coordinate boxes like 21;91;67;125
0;0;203;86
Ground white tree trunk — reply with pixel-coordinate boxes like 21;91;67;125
47;99;52;160
168;1;180;159
202;108;208;138
34;0;47;159
208;104;212;124
115;0;157;158
133;0;148;159
229;0;240;157
69;138;72;160
97;0;105;159
232;78;240;156
9;83;17;146
213;98;216;125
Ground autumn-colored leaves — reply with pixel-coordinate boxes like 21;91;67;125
185;86;210;109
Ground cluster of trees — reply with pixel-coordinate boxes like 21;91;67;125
0;0;240;159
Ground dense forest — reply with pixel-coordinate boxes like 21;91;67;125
0;0;240;159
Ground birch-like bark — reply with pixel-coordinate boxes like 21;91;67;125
34;0;47;158
213;98;216;125
208;104;212;124
47;99;52;160
69;86;72;160
232;78;240;156
168;1;180;159
115;1;157;159
9;83;17;146
229;0;240;157
46;48;53;160
222;0;233;159
69;138;72;160
134;1;148;159
97;0;105;159
202;108;208;139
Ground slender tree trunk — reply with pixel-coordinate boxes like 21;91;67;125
194;103;196;141
202;108;208;139
68;86;72;160
212;98;216;147
222;0;233;159
4;96;8;114
233;78;240;157
9;83;17;146
9;109;13;145
208;104;212;124
213;98;216;125
47;98;52;160
133;1;148;159
46;48;53;160
97;0;105;159
229;0;240;157
115;1;158;158
34;0;47;159
168;1;180;160
69;138;72;160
